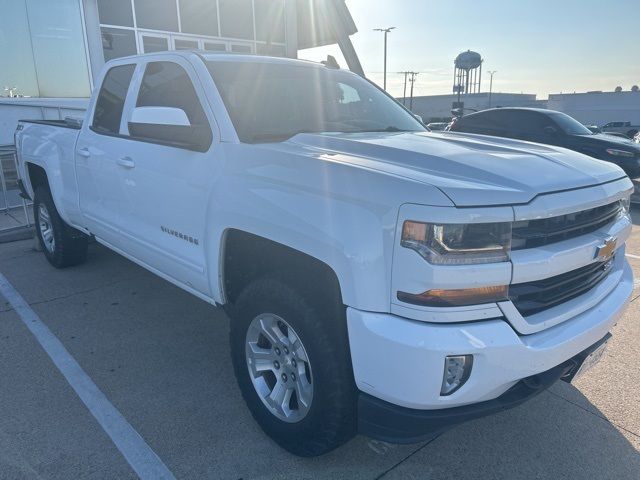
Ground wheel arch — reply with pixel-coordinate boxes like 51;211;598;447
220;229;345;312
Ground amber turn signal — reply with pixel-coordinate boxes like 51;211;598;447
397;285;508;307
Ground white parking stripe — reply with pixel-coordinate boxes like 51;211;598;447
626;253;640;260
0;273;176;480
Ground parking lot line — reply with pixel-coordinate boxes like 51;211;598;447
626;253;640;260
0;272;177;480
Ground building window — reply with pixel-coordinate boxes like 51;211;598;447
92;64;136;135
179;0;219;37
134;0;179;31
256;43;285;57
204;42;227;52
97;0;134;27
101;27;137;62
254;0;285;43
95;0;286;63
219;0;254;40
175;39;200;51
141;35;170;53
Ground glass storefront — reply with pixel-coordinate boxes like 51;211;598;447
97;0;287;60
0;0;92;98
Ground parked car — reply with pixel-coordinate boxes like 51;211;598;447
449;108;640;178
15;52;634;457
604;131;634;140
426;122;448;131
601;121;639;139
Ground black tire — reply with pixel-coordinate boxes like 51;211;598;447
34;186;88;268
229;275;356;456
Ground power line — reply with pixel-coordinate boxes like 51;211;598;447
398;71;419;108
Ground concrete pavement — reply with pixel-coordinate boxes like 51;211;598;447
0;215;639;479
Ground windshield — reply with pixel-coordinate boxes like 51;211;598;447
547;111;594;136
206;60;426;143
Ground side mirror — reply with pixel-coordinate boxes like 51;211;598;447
128;106;211;151
413;114;425;124
543;126;560;136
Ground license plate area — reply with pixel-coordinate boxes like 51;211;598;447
562;334;611;383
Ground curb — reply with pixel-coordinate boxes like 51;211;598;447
0;226;35;244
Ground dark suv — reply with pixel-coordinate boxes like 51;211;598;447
450;108;640;178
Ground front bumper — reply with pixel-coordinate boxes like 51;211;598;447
347;257;633;414
358;334;609;444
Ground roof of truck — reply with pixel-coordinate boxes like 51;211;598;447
109;50;332;70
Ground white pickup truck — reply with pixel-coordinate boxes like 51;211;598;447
15;52;634;456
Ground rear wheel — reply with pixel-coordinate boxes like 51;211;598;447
230;275;356;456
34;186;88;268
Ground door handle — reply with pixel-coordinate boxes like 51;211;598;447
117;157;136;169
77;148;91;158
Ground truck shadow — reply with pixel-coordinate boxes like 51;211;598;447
358;383;640;479
631;205;640;226
2;241;637;480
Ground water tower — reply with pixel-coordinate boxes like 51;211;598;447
452;50;483;117
453;50;483;95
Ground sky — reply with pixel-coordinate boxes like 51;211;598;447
299;0;640;99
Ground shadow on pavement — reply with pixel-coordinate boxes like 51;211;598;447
0;241;638;479
377;384;640;479
630;205;640;226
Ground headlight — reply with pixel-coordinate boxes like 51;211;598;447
621;196;631;215
401;221;511;265
606;148;636;157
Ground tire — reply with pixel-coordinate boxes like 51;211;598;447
34;186;88;268
230;275;356;456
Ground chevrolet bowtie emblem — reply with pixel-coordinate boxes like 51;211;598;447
595;237;617;262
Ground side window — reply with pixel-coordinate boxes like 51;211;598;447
92;64;136;135
136;61;209;128
457;111;503;133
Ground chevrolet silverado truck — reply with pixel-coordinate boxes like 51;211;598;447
15;52;634;457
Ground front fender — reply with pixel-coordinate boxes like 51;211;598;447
205;144;453;312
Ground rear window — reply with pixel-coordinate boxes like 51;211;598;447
92;64;136;135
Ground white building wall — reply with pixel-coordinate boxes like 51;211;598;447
547;91;640;127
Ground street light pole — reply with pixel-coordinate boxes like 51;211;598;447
487;71;497;108
374;27;395;90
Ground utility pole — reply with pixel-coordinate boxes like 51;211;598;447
400;71;410;105
487;71;497;108
408;72;419;110
374;27;395;90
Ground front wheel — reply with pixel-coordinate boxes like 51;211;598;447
34;186;88;268
229;276;356;456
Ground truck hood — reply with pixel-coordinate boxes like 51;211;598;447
288;131;627;206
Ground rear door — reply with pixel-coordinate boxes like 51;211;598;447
114;57;217;295
76;62;137;244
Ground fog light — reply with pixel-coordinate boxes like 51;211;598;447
441;355;473;396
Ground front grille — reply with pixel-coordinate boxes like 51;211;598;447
512;201;622;250
509;258;615;316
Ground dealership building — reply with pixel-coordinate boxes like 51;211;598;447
0;0;360;144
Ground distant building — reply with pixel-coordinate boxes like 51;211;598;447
547;90;640;127
406;93;544;122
